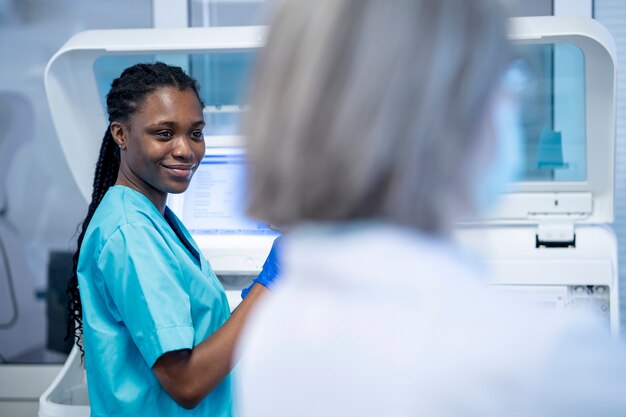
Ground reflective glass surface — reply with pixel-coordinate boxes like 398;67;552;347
513;43;587;182
94;51;255;139
93;43;588;188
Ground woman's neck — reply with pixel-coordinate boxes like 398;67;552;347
115;176;167;215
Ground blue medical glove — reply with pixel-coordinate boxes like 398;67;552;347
241;236;282;299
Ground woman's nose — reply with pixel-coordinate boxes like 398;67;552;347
172;136;193;159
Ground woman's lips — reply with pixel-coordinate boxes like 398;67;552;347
164;165;195;178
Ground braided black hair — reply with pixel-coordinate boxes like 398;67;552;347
67;62;203;354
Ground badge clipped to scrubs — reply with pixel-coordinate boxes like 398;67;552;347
472;61;527;214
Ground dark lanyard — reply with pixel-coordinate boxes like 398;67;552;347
164;210;200;263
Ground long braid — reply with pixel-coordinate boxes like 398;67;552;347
66;62;203;354
67;130;119;353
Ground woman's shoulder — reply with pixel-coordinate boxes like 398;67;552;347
101;186;161;222
85;186;163;245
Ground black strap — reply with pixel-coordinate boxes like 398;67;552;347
164;210;200;263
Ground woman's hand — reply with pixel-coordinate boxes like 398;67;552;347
242;236;282;298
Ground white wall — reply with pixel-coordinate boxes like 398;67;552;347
595;1;626;335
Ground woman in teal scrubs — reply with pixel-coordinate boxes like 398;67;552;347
66;62;278;417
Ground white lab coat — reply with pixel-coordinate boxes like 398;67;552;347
236;224;626;417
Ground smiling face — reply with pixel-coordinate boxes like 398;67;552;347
111;87;205;212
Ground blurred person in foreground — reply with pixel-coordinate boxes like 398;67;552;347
235;0;626;416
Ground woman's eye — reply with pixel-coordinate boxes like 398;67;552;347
156;130;173;138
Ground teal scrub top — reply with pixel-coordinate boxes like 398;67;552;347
77;185;233;417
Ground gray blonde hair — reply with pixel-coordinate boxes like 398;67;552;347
244;0;511;235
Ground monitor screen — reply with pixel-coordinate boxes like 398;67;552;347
170;147;278;237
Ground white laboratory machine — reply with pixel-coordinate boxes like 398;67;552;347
39;16;618;416
457;16;618;337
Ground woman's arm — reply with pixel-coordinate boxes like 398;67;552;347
152;283;268;409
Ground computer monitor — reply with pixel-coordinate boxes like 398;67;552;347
170;146;276;236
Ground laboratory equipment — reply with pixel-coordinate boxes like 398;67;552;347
456;16;619;335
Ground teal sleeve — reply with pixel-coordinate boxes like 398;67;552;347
97;222;195;367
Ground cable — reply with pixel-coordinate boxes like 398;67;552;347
0;225;19;329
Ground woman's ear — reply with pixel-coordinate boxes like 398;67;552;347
110;121;127;150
